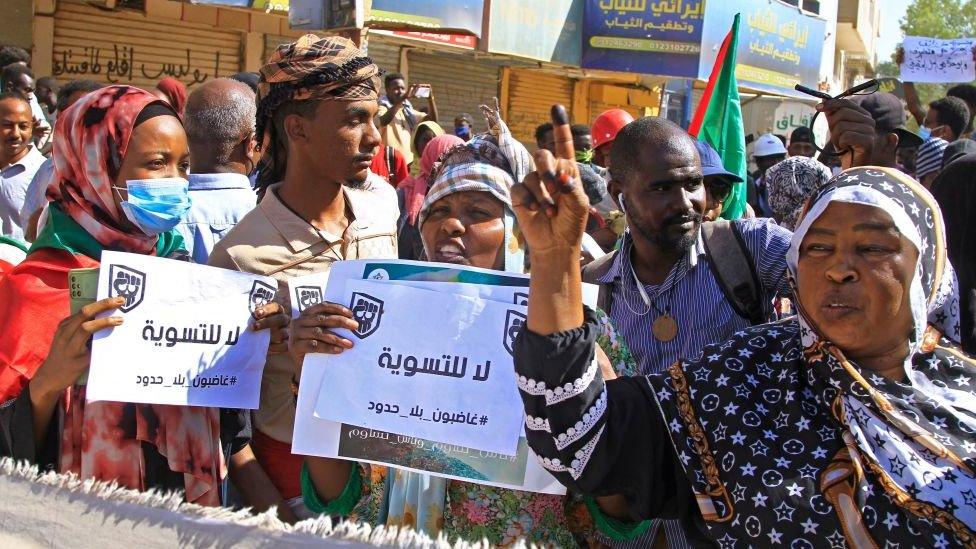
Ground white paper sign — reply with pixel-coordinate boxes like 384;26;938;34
87;251;277;409
901;36;976;83
290;259;594;494
314;279;525;455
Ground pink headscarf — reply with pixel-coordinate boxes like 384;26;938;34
156;77;188;116
49;85;176;254
401;134;464;226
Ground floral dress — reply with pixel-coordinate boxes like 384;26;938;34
303;309;638;547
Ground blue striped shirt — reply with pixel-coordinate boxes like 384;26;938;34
603;218;792;377
597;218;791;547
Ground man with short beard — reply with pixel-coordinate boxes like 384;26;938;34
207;34;397;520
581;116;793;547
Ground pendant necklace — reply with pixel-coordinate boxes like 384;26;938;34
630;263;679;342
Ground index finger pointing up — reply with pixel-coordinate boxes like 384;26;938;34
551;105;576;161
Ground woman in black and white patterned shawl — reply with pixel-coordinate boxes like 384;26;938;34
514;167;976;547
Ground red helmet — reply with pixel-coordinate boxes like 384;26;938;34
592;109;635;150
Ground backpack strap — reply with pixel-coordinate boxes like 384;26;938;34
385;146;395;176
701;220;765;325
581;249;618;314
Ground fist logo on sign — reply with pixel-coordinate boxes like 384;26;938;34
108;264;146;312
503;309;526;355
295;286;323;313
349;292;383;339
248;281;277;313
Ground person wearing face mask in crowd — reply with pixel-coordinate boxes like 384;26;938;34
175;78;259;264
920;96;969;144
0;85;287;507
453;112;474;141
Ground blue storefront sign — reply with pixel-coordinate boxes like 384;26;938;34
581;0;705;77
699;0;825;97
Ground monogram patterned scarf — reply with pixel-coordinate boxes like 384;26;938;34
650;167;975;547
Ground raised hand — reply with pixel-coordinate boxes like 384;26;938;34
510;105;589;254
818;98;877;169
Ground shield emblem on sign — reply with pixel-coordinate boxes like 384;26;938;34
295;286;323;313
248;281;277;313
108;264;146;312
349;292;383;339
513;292;529;306
504;309;526;355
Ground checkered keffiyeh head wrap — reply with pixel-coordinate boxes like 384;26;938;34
418;102;534;273
255;34;379;188
256;34;379;142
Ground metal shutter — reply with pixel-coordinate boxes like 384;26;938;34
365;39;402;75
507;69;574;150
406;50;499;134
52;0;242;91
264;35;293;64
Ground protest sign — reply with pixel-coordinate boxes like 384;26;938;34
900;37;976;83
87;251;276;409
313;279;525;455
289;260;597;494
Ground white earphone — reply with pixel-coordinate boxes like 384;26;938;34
618;193;627;214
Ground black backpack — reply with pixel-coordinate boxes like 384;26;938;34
582;220;766;325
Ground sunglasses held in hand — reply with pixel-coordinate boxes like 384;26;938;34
794;79;880;157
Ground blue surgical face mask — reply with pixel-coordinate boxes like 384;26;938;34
918;126;931;141
113;177;191;236
455;125;471;139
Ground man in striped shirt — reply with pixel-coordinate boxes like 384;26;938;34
590;117;792;547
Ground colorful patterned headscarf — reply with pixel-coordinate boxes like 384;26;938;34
255;34;380;189
418;101;533;273
765;156;832;230
48;85;176;255
651;167;976;547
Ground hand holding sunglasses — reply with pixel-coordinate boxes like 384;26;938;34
794;80;880;169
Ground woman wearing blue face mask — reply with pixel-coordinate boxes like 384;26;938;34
0;86;286;508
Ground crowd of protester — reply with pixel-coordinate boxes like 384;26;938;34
0;34;975;548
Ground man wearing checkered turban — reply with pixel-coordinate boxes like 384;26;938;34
208;34;398;517
255;34;382;190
